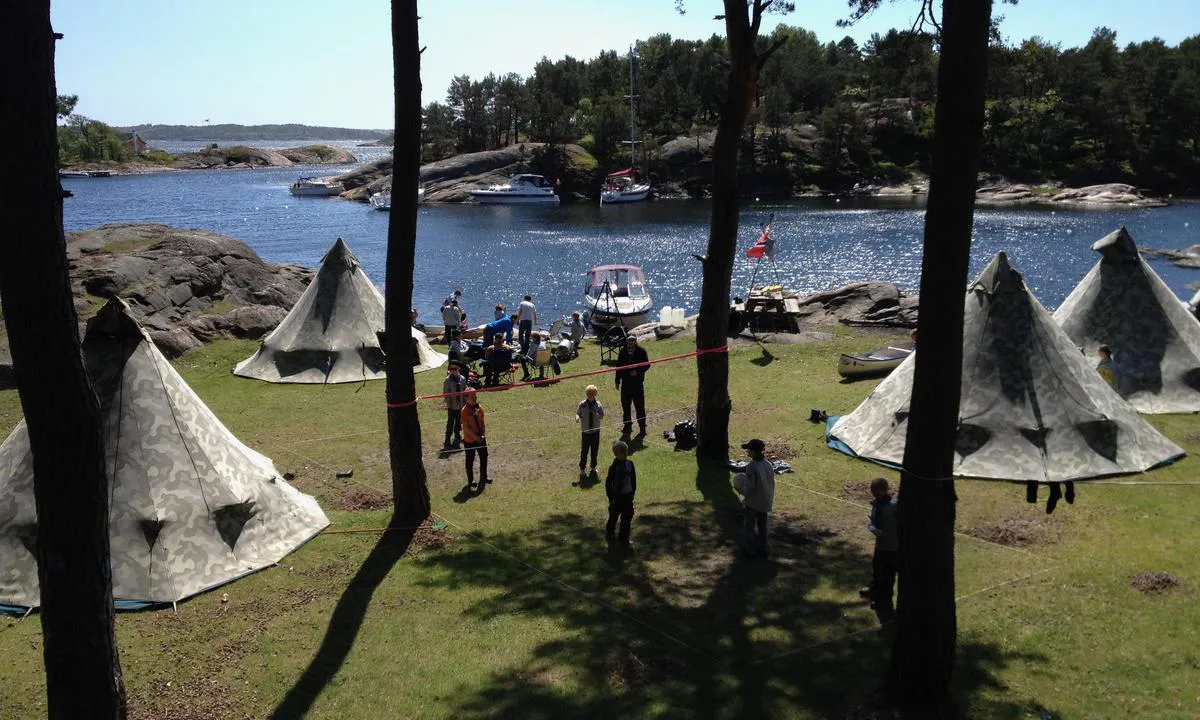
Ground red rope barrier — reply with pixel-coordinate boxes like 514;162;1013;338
385;345;730;409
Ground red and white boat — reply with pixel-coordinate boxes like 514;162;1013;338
600;168;651;205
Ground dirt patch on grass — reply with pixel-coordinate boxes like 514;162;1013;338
411;520;451;552
766;441;798;461
1186;431;1200;445
840;481;875;505
607;649;686;689
1130;571;1183;594
335;487;392;510
965;515;1062;547
131;677;249;720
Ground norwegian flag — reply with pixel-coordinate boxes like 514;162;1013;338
746;221;774;260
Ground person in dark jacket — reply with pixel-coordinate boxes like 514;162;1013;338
859;477;898;621
604;440;636;547
614;334;649;438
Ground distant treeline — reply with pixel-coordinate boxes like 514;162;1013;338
116;123;388;141
422;26;1200;194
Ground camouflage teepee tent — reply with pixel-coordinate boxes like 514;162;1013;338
0;297;329;610
828;252;1184;482
1053;226;1200;413
234;236;444;383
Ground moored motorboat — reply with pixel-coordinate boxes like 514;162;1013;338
582;264;652;331
469;174;559;205
370;186;425;210
837;341;914;378
289;177;344;197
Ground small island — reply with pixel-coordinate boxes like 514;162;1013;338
57;115;359;175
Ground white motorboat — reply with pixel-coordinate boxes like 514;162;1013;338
582;264;653;331
289;177;344;197
601;169;651;204
369;186;425;211
469;174;559;205
370;189;390;210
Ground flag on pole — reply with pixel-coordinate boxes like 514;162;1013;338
746;222;774;260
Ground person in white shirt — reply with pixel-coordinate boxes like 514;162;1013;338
517;294;538;352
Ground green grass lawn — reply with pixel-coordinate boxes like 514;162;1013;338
1;331;1198;719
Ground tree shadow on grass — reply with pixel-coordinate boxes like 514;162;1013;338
415;459;1049;718
269;526;415;720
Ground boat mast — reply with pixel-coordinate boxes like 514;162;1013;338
624;46;640;169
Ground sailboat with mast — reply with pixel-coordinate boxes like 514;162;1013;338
601;47;651;205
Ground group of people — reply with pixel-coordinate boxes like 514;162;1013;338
433;288;595;387
434;327;898;613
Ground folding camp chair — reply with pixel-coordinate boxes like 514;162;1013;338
598;326;627;365
525;347;560;382
484;347;516;387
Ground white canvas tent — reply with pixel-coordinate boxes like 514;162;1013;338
234;237;444;383
1054;226;1200;413
0;298;329;610
828;252;1184;483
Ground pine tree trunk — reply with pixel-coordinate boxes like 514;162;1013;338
0;4;127;718
695;1;762;461
887;0;993;710
385;0;431;526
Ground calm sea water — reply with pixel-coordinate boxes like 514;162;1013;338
62;158;1200;329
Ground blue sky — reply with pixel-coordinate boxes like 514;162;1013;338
51;0;1199;129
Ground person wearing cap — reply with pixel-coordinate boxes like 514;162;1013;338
733;439;775;558
614;334;650;438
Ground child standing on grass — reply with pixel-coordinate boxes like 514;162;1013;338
733;439;774;559
442;361;467;450
460;389;489;487
576;384;605;480
604;440;636;548
859;477;898;621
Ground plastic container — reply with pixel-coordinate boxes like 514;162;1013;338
672;307;686;327
659;305;674;325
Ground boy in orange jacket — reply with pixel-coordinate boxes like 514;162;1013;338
460;389;489;487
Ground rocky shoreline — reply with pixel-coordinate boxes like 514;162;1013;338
334;140;1169;209
0;223;313;389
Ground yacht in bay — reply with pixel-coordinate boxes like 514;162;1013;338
469;174;560;205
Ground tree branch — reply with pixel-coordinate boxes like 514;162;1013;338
751;0;767;36
756;37;788;71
